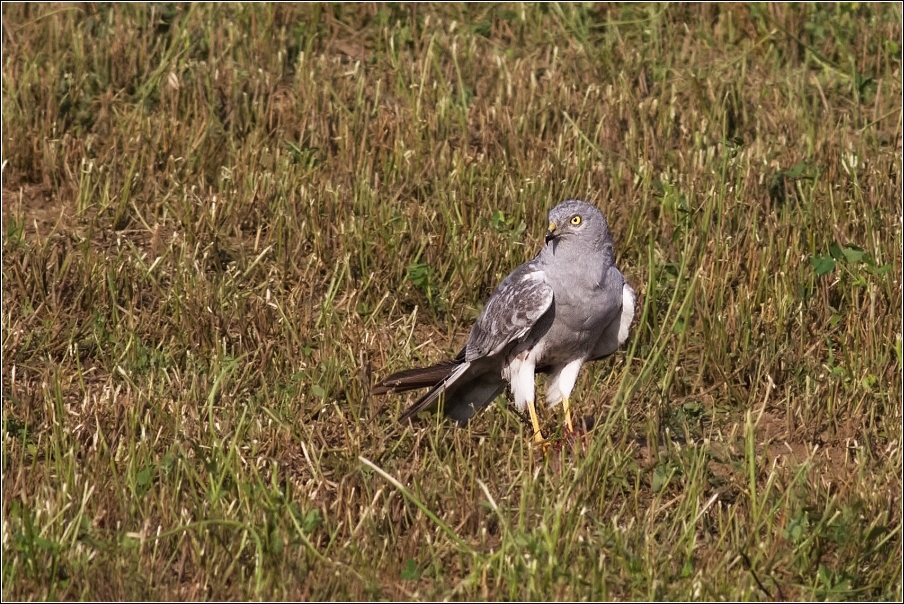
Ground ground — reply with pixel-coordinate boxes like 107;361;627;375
2;3;901;600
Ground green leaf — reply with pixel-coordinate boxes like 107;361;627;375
137;466;153;487
868;263;891;275
860;374;877;391
406;261;434;289
302;508;322;533
135;464;155;496
811;255;836;276
35;536;60;553
783;161;809;178
652;463;673;493
841;245;865;264
784;514;808;543
682;401;704;417
663;262;681;278
829;241;844;260
401;558;421;581
490;210;508;232
270;531;284;556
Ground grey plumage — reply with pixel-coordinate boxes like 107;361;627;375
372;199;635;440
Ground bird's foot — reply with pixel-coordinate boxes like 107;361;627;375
532;430;550;454
546;421;593;454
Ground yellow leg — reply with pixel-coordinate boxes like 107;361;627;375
526;399;546;444
562;396;575;434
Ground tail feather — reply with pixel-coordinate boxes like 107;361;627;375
397;362;472;422
370;361;459;395
373;352;506;424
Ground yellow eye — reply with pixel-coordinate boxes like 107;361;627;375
570;215;582;226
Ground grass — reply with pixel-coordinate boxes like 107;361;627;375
2;3;901;600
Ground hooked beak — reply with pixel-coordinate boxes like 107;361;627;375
545;221;557;245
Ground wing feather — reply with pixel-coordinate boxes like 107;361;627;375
465;264;553;361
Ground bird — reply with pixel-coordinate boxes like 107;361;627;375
372;199;635;444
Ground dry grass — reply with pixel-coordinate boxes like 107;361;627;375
2;3;901;600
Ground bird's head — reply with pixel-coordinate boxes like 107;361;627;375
545;200;611;253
